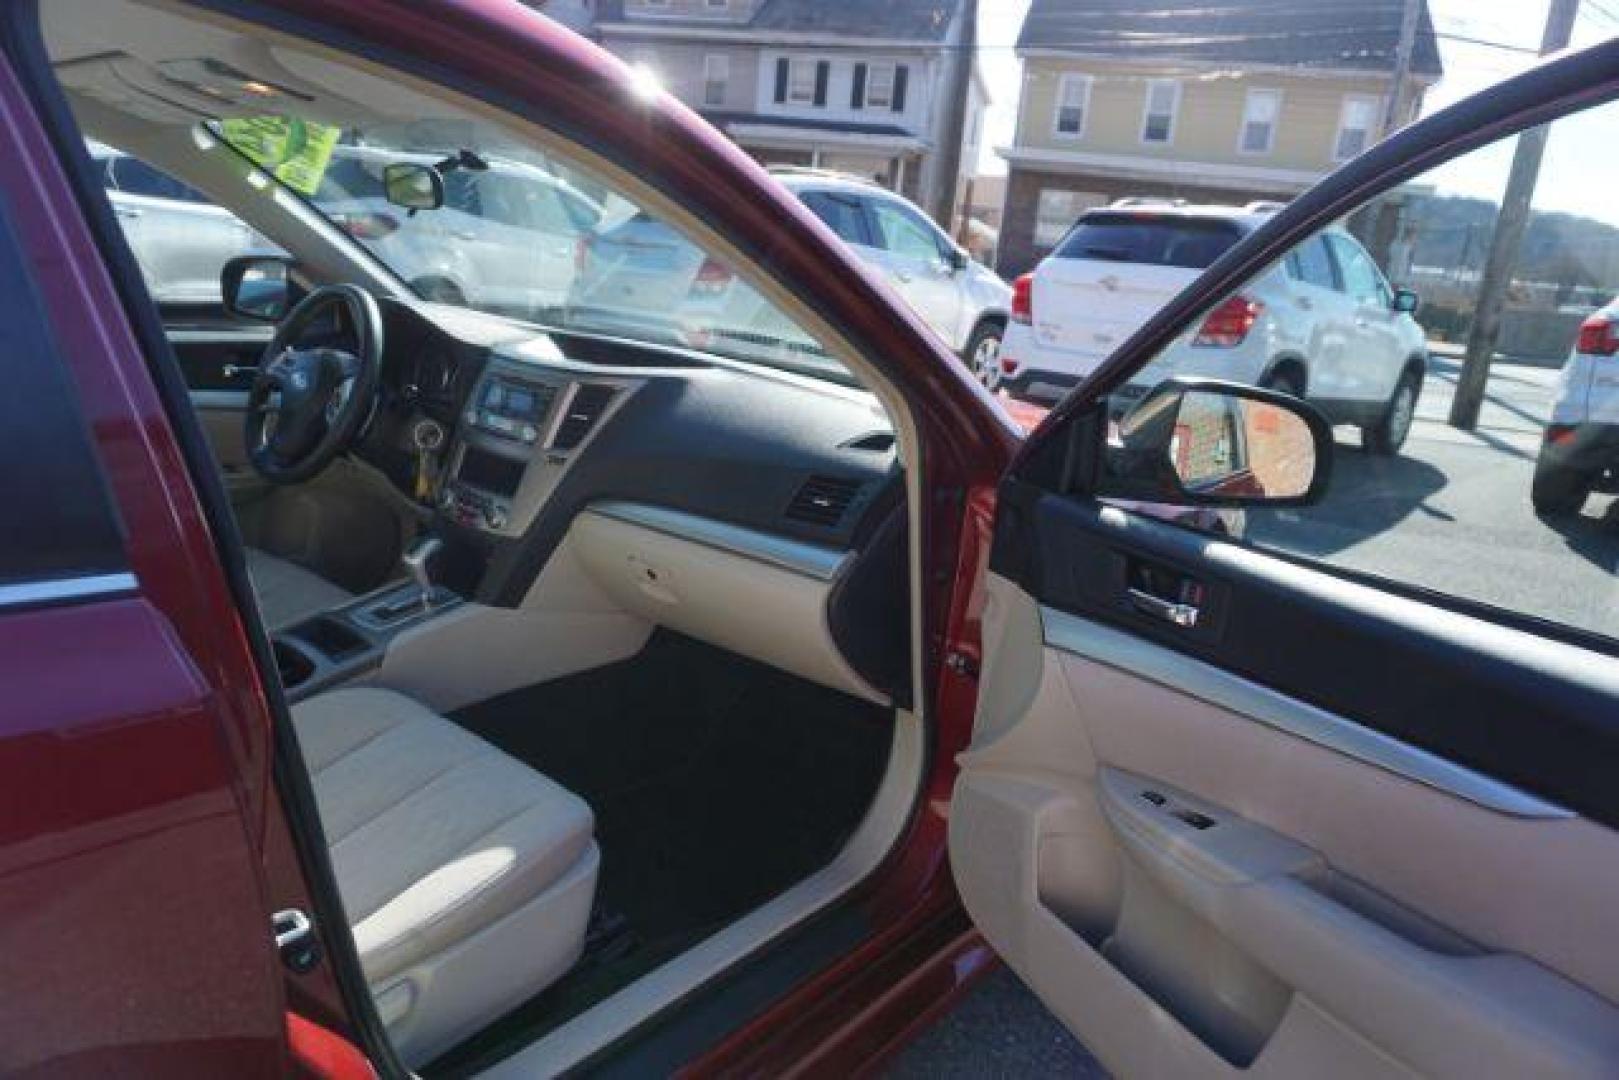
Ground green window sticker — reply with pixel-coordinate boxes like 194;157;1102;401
219;116;341;196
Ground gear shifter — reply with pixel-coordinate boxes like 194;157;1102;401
402;536;444;611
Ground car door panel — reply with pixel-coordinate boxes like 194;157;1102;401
166;325;274;478
950;484;1619;1077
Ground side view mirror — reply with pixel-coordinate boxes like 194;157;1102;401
222;256;292;322
383;162;444;211
1391;286;1420;314
946;246;969;273
1102;377;1332;507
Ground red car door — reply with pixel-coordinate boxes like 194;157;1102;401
0;37;334;1078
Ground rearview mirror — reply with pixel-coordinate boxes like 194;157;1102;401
222;256;291;322
1103;378;1332;507
383;163;444;211
1391;286;1420;314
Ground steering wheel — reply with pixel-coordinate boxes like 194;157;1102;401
245;284;384;485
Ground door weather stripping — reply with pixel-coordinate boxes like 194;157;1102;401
1042;606;1573;820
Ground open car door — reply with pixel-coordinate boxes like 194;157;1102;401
949;41;1619;1079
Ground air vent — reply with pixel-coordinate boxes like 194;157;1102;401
841;430;895;453
786;475;864;528
552;383;617;450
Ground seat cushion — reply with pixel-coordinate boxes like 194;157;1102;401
293;687;597;1062
246;547;353;628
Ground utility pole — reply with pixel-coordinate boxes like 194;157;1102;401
1450;0;1579;429
1365;0;1421;273
927;0;978;230
1381;0;1422;138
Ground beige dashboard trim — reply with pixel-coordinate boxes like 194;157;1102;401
588;500;850;582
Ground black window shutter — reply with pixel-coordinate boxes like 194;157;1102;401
852;63;867;108
775;58;789;103
892;65;908;112
814;60;830;105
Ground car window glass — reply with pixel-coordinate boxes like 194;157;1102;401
1055;213;1244;269
870;200;943;263
110;155;208;202
1286;236;1338;290
800;191;873;247
1327;233;1384;304
1095;102;1619;647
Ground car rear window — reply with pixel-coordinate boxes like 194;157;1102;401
1053;213;1245;269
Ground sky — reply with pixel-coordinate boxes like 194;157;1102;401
974;0;1619;217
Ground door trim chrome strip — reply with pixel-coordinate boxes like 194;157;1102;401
1042;606;1574;820
588;501;848;582
0;571;138;610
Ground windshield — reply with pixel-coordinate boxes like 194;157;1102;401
1054;213;1246;269
215;115;849;383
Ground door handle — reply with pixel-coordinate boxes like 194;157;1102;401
1127;587;1201;628
453;229;476;241
223;363;259;379
116;206;142;219
894;270;913;283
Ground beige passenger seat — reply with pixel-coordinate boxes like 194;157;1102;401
292;687;599;1066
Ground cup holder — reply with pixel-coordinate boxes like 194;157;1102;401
273;639;316;690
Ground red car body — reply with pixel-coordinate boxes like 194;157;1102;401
0;1;1015;1074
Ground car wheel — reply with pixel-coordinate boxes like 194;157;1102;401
963;322;1003;385
413;276;466;305
1531;458;1591;516
1363;370;1420;456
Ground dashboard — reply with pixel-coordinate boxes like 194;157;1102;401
333;299;910;699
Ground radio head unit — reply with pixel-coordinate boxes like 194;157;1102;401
466;376;558;444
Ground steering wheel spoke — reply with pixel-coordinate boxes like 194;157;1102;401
243;286;384;485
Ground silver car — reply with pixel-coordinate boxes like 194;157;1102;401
91;143;273;304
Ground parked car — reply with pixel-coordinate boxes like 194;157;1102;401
998;200;1429;454
1533;301;1619;513
566;169;1012;369
9;4;1619;1079
90;141;275;304
316;144;602;317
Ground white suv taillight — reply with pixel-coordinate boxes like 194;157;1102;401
1011;272;1033;325
1577;313;1619;356
1192;294;1263;348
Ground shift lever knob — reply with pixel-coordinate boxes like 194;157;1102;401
402;537;443;609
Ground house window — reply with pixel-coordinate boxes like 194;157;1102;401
703;54;728;106
788;58;818;104
1239;88;1281;154
1334;94;1381;161
1141;79;1179;144
865;63;896;108
1055;74;1092;138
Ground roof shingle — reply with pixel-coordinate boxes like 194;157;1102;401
1017;0;1442;77
596;0;961;41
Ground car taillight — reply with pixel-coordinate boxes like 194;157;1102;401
1001;356;1020;374
1577;314;1619;356
1545;424;1578;446
1192;294;1263;347
688;257;735;299
333;212;399;240
1011;273;1034;325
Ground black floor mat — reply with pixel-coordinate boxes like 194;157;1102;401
425;630;893;1075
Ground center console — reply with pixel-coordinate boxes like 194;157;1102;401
440;350;636;537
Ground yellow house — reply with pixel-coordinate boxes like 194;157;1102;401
996;0;1442;275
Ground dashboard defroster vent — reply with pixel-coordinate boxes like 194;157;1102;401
786;475;864;528
552;383;617;450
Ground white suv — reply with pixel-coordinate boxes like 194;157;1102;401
774;170;1012;370
998;200;1429;455
1532;300;1619;514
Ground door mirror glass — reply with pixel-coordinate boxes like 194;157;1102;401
1104;379;1330;507
947;246;969;273
1392;286;1420;314
383;162;444;211
221;256;291;321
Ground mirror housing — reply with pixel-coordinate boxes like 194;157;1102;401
1391;286;1420;314
946;246;969;273
222;256;293;322
1101;377;1332;508
383;162;444;211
